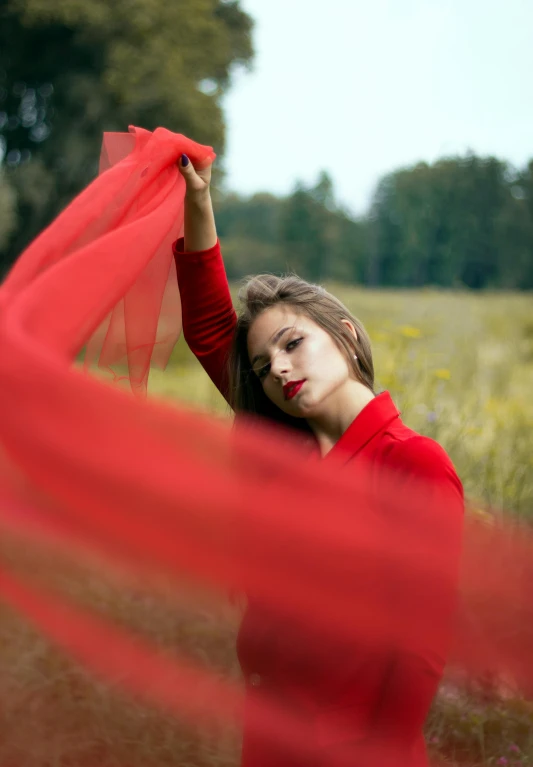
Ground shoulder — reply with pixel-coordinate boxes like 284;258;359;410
382;432;463;497
384;432;453;471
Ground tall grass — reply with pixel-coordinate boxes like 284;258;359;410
154;288;533;518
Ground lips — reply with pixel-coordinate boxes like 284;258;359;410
283;380;306;401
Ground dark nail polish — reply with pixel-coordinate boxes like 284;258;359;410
181;154;190;167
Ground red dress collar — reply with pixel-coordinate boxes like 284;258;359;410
325;391;400;462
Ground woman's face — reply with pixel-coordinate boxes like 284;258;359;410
247;304;356;419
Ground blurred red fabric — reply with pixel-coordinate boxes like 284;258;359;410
0;126;532;766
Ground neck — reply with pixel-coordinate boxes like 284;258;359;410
307;381;375;457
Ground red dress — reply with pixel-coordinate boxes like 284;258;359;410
174;239;464;767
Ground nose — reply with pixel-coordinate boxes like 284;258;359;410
270;350;291;379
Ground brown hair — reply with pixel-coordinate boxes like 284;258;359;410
227;274;374;432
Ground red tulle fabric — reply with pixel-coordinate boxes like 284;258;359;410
1;125;216;392
0;126;532;765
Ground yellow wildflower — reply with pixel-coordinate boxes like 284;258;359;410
399;325;422;338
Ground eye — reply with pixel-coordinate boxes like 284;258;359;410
286;337;303;352
254;338;303;380
256;362;271;380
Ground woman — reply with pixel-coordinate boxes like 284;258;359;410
174;154;464;767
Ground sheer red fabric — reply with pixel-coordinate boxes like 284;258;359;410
1;125;216;393
0;126;532;765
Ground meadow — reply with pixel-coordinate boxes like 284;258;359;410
1;288;532;767
153;287;533;519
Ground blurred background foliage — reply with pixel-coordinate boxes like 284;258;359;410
2;1;532;289
0;0;254;273
216;157;533;288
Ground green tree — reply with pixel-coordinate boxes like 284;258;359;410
0;173;17;250
215;191;286;278
216;191;282;246
279;181;324;278
215;174;366;282
0;0;254;273
279;173;365;281
497;161;533;289
366;154;533;289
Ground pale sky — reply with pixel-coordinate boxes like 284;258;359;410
222;0;533;215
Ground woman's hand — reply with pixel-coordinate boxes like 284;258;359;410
178;154;217;252
178;153;212;202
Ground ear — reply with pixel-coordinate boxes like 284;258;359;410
341;318;358;344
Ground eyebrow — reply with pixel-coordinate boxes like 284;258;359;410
251;326;292;367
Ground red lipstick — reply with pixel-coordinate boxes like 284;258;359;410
283;380;305;401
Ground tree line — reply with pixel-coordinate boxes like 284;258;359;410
0;0;254;274
1;1;532;289
215;157;533;289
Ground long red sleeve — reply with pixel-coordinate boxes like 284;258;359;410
173;238;237;401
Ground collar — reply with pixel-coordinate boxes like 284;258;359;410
325;391;400;462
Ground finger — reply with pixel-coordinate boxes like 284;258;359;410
177;154;200;186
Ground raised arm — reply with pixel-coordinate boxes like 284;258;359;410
174;154;237;402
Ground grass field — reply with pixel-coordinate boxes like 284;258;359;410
1;288;532;767
152;287;533;518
